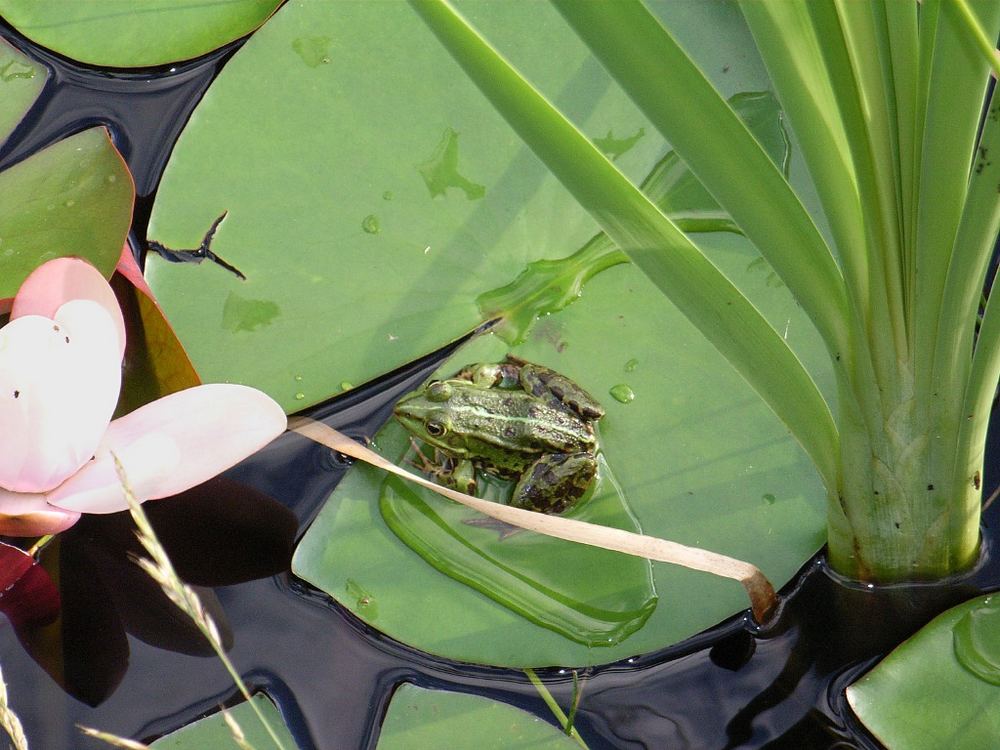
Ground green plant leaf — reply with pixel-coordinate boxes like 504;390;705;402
0;36;46;147
377;684;578;749
0;0;282;68
0;127;134;298
847;594;1000;750
409;0;838;492
150;0;829;666
149;693;296;749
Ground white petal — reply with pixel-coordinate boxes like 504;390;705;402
0;306;121;492
47;384;286;513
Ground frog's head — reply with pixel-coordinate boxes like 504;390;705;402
393;381;468;455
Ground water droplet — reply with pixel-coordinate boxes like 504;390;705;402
64;199;76;208
294;374;303;382
382;190;393;201
609;384;635;404
294;392;305;401
340;381;354;391
762;493;776;504
624;358;639;372
361;214;380;234
954;597;1000;684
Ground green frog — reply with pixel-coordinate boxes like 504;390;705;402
393;356;604;514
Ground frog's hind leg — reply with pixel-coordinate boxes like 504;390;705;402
511;452;597;514
517;363;605;419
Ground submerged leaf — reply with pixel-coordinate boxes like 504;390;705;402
377;684;578;749
379;423;657;647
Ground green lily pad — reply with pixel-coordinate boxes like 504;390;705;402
150;0;830;665
0;0;282;68
144;0;790;412
149;693;297;749
378;420;656;647
0;36;46;147
847;594;1000;750
377;684;578;749
0;127;134;298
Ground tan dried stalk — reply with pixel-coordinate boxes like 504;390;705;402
287;417;778;623
0;663;28;750
112;454;287;750
77;726;150;749
221;707;256;750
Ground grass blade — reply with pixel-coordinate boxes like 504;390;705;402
0;663;28;750
114;455;288;750
409;0;838;489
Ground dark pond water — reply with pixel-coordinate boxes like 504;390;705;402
2;14;1000;750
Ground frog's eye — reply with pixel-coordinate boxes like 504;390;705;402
425;420;447;437
427;382;452;402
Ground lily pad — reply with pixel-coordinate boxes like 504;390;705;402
0;127;134;298
847;594;1000;750
378;422;657;647
144;0;791;412
149;693;296;749
0;36;46;147
377;684;578;749
0;0;283;68
151;0;830;666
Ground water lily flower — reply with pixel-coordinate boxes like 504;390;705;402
0;257;286;536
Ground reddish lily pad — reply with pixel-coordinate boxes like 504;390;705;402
0;127;134;299
0;0;283;68
0;542;59;627
113;245;202;415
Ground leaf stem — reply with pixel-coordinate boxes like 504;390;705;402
524;669;589;749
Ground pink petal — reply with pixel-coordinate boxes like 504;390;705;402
0;304;122;492
0;488;79;536
11;257;126;358
47;384;286;514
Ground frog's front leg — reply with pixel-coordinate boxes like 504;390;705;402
454;361;521;389
511;452;597;514
450;458;478;496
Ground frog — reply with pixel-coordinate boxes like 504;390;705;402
392;355;605;514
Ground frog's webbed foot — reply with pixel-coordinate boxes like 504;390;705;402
511;452;597;514
517;362;605;419
407;438;457;482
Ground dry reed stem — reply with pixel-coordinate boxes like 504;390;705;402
77;726;150;749
287;417;778;623
221;707;256;750
0;664;28;750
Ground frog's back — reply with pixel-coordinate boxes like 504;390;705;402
449;387;593;460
